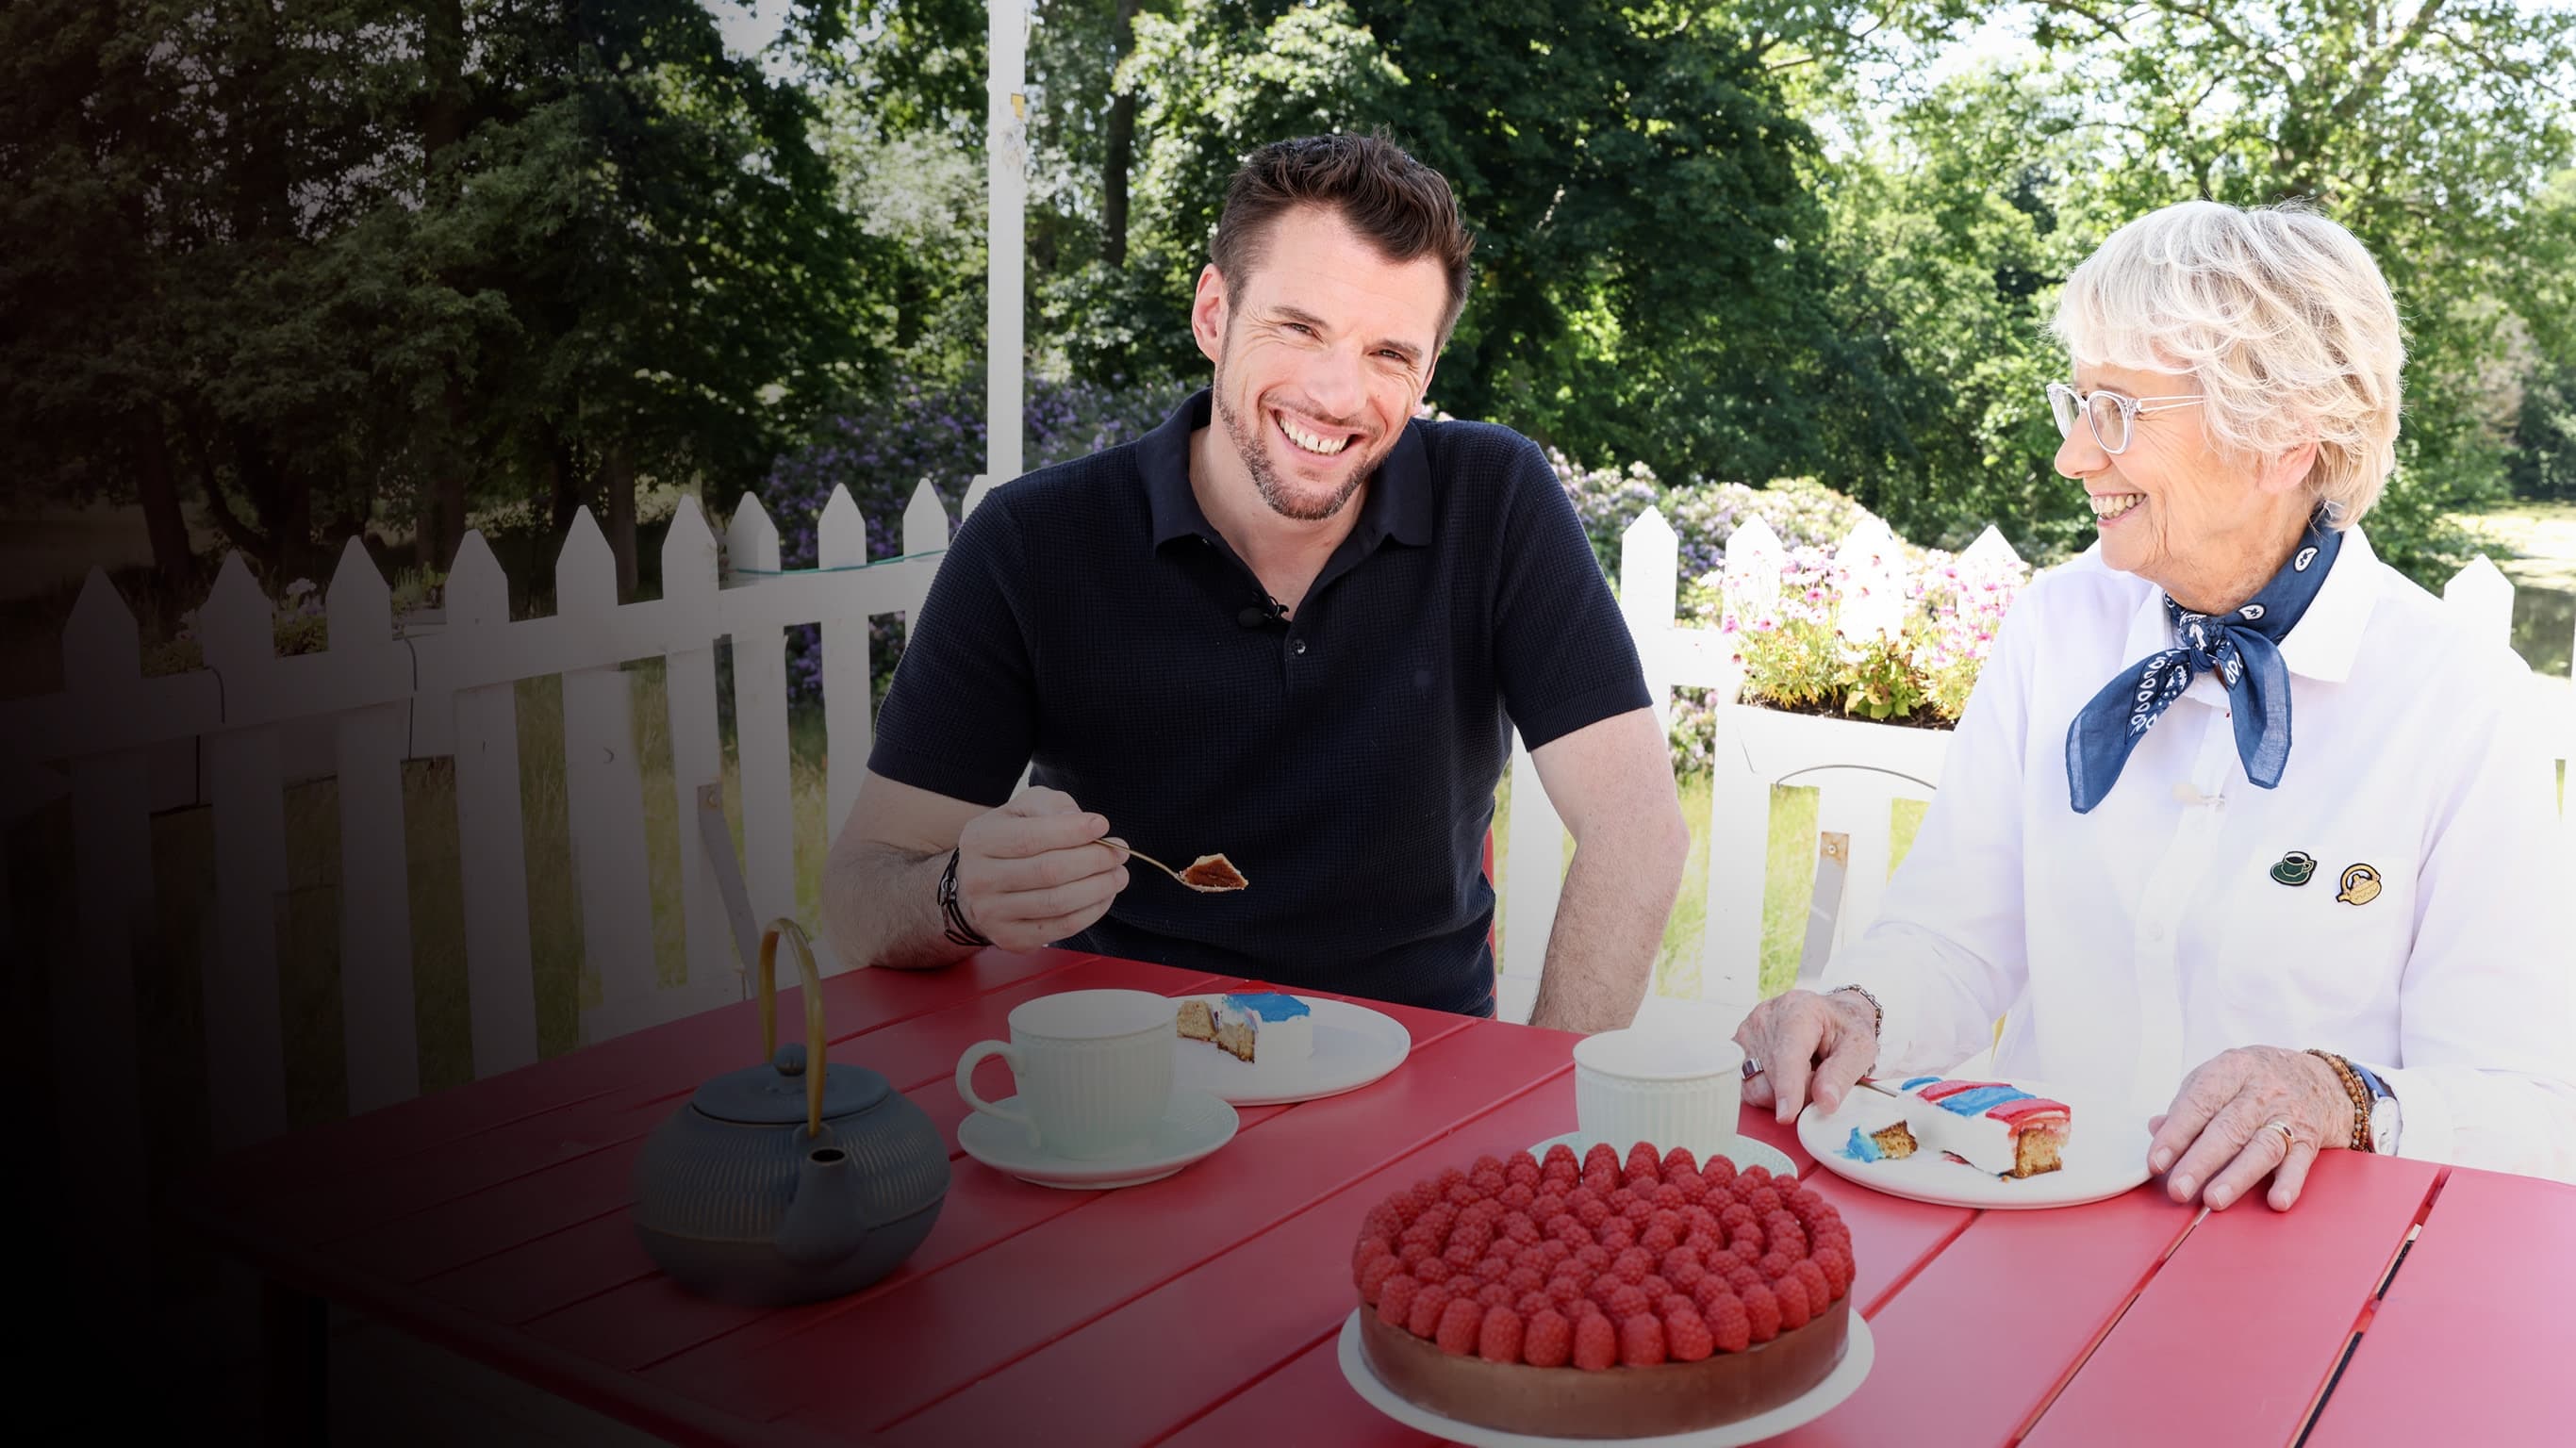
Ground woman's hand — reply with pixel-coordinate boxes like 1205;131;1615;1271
1732;989;1880;1125
2147;1046;2353;1211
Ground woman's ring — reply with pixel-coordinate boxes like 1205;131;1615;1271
2265;1119;2297;1152
1742;1057;1762;1079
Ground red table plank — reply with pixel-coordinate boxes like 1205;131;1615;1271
1157;1330;1436;1448
650;1021;1576;1430
2021;1152;2439;1448
2303;1167;2576;1447
1774;1185;2196;1447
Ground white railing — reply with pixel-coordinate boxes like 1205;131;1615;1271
1486;507;2576;1027
8;486;2572;1169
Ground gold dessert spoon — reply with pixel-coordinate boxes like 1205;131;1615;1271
1102;837;1247;893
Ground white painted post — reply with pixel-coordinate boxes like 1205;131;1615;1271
902;476;950;559
1499;728;1564;1021
1620;507;1679;736
556;508;659;1041
963;473;998;519
818;484;871;862
727;495;799;931
1699;702;1769;1019
2443;555;2516;649
1834;517;1907;645
324;540;422;1112
1957;524;2021;579
1721;515;1786;637
61;569;153;1287
661;501;736;999
197;555;293;1146
986;1;1028;483
447;532;540;1076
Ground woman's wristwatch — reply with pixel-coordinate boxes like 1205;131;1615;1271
2349;1060;2403;1156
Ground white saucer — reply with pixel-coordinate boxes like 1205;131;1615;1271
1795;1077;2151;1209
957;1089;1239;1190
1336;1307;1875;1447
1170;994;1411;1106
1528;1131;1802;1182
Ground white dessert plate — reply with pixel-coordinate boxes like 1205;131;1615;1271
1527;1131;1801;1183
1169;994;1411;1106
957;1088;1238;1190
1336;1307;1875;1447
1795;1077;2152;1209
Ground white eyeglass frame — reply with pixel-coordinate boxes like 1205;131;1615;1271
2047;382;2206;455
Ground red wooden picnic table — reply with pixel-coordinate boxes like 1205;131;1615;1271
186;951;2575;1446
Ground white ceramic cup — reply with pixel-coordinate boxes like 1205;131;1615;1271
955;989;1176;1160
1572;1029;1746;1160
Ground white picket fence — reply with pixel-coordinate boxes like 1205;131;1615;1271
6;488;2572;1187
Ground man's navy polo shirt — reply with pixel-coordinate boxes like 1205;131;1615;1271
867;389;1650;1015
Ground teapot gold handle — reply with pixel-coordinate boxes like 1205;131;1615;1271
757;918;829;1138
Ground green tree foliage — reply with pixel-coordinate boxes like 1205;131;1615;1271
1;0;885;598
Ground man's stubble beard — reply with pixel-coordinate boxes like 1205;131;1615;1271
1213;359;1377;523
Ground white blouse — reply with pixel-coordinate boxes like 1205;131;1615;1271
1834;524;2576;1182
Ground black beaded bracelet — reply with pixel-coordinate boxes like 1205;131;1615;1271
938;847;992;948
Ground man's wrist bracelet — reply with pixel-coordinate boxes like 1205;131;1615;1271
938;848;992;948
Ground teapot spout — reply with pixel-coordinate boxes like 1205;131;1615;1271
776;1130;869;1270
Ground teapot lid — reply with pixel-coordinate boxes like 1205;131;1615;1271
691;1044;890;1126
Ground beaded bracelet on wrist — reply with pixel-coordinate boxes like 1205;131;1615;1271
2305;1048;2372;1152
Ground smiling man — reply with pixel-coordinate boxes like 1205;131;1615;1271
820;133;1689;1030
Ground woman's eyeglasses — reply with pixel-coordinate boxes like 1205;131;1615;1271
2047;382;2204;454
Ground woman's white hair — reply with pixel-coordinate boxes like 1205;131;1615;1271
2053;199;2404;525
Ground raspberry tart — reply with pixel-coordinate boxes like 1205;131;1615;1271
1350;1142;1855;1440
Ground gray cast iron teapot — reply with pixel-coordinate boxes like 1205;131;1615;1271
633;919;949;1305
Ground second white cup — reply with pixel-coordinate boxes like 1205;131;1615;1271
955;989;1176;1160
1572;1028;1745;1160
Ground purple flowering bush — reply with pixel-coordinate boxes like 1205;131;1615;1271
759;375;1189;704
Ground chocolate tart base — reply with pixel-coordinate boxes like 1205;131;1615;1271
1358;1294;1850;1440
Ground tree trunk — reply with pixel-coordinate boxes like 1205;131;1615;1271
603;438;637;601
1102;0;1139;268
135;415;198;600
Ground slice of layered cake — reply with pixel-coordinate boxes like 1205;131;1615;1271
1175;992;1314;1063
1841;1077;2070;1178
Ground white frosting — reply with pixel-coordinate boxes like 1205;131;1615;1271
1854;1078;2067;1176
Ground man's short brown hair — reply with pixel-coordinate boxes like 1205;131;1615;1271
1210;132;1477;344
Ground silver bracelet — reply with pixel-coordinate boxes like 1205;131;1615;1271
1829;983;1883;1044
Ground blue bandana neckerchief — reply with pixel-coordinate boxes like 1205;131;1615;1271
2065;516;2343;814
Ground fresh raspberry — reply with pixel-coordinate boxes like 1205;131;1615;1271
1407;1284;1453;1339
1640;1223;1678;1256
1549;1216;1591;1248
1531;1191;1566;1221
1659;1292;1695;1319
1624;1197;1659;1227
1669;1259;1708;1291
1604;1282;1650;1320
1707;1293;1753;1353
1361;1255;1404;1303
1770;1228;1809;1265
1399;1223;1441;1253
1649;1209;1685;1239
1406;1179;1443;1216
1473;1153;1506;1178
1461;1199;1505;1229
1446;1181;1482;1209
1745;1187;1785;1217
1377;1275;1420;1325
1583;1142;1621;1175
1477;1281;1514;1309
1683;1229;1721;1259
1775;1273;1812;1330
1364;1202;1404;1239
1414;1257;1453;1286
1607;1186;1642;1215
1738;1164;1773;1189
1618;1313;1668;1367
1517;1289;1556;1318
1691;1275;1735;1317
1758;1251;1793;1281
1476;1305;1525;1364
1581;1167;1619;1197
1548;1273;1588;1308
1765;1207;1804;1235
1436;1296;1484;1355
1542;1162;1579;1192
1353;1236;1393;1282
1470;1172;1506;1199
1730;1237;1765;1263
1451;1219;1494;1258
1660;1244;1701;1277
1625;1143;1663;1183
1701;1157;1739;1192
1512;1245;1551;1275
1524;1309;1574;1369
1573;1313;1619;1371
1544;1143;1581;1175
1721;1258;1765;1297
1506;1265;1546;1295
1574;1194;1612;1229
1664;1306;1715;1362
1596;1221;1637;1255
1793;1259;1833;1315
1444;1242;1480;1271
1612;1247;1655;1284
1420;1203;1459;1238
1718;1202;1757;1231
1477;1255;1513;1284
1503;1213;1543;1247
1813;1243;1855;1297
1742;1281;1782;1342
1540;1238;1575;1266
1674;1172;1709;1206
1506;1158;1543;1189
1499;1181;1537;1211
1574;1243;1611;1273
1437;1165;1468;1192
1399;1242;1435;1271
1637;1275;1673;1305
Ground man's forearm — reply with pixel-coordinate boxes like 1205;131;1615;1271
1527;831;1685;1033
820;838;978;972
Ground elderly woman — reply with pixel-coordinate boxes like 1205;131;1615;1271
1735;199;2576;1209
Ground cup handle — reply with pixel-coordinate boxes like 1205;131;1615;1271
955;1040;1037;1148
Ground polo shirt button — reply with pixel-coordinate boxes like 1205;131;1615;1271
1292;637;1308;655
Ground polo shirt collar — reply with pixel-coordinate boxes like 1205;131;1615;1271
1139;387;1433;554
2116;521;2381;683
